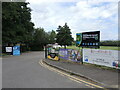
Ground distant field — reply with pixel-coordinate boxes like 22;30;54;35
66;46;120;51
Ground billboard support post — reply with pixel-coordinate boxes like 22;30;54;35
81;47;83;64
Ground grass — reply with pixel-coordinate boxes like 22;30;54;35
100;46;119;51
2;53;13;56
65;46;120;51
66;46;82;50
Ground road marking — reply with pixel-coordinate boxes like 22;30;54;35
85;84;94;88
69;77;95;88
68;77;82;84
39;60;106;89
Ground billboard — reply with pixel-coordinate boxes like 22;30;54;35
76;31;100;48
83;49;120;69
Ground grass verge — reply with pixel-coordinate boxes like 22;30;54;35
65;46;120;51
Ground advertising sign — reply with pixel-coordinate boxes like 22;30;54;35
13;46;20;56
76;31;100;48
6;47;12;52
59;49;69;60
49;53;56;58
59;49;82;62
46;47;59;60
83;49;120;69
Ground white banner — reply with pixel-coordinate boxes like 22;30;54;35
83;49;120;69
6;47;12;52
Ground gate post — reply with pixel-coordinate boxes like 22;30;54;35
81;47;83;64
45;46;47;59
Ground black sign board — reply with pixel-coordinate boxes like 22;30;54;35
49;53;58;58
76;31;100;48
50;53;56;58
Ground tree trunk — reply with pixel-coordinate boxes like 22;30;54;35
64;45;66;49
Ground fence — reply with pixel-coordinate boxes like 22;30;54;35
45;47;120;69
45;47;83;62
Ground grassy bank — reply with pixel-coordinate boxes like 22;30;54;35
66;46;120;51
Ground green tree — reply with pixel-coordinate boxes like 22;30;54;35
100;40;120;46
56;23;73;48
48;30;56;44
2;2;34;47
31;28;49;51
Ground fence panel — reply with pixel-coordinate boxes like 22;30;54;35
59;48;82;62
83;49;120;69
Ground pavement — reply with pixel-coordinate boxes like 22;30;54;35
43;59;119;88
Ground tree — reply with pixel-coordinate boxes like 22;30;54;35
48;30;56;44
31;28;49;51
56;23;73;48
100;40;120;46
2;2;34;46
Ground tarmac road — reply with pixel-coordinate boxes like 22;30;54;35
2;51;92;88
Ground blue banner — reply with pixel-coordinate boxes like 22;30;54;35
13;46;20;56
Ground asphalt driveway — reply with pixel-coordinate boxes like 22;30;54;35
2;51;90;88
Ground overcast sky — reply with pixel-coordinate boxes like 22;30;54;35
26;0;119;41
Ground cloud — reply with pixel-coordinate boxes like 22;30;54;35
26;0;118;40
26;0;119;3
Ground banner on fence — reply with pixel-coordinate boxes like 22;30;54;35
83;49;120;69
59;49;82;62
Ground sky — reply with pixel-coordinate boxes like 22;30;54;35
26;0;119;41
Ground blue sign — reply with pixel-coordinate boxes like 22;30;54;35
85;58;88;62
13;46;20;56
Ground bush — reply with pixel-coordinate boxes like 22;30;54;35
30;44;44;51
